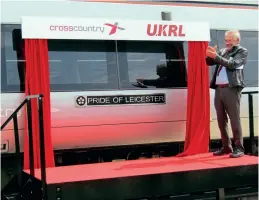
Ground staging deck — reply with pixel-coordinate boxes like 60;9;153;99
20;153;258;200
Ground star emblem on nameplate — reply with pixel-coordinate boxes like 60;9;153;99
75;96;86;107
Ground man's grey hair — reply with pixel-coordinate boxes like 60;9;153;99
225;30;241;41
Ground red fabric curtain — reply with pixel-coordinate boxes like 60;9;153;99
24;39;55;170
177;41;210;157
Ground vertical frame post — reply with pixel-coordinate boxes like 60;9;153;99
216;188;225;200
248;94;255;155
38;95;48;200
26;98;35;176
13;114;22;187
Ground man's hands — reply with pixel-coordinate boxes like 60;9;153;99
206;45;217;59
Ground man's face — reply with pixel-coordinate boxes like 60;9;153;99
225;32;239;50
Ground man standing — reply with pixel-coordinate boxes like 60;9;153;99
206;30;248;158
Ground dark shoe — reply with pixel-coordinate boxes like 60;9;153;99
213;147;232;156
229;148;244;158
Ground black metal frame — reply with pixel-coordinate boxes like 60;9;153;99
242;91;258;155
209;91;258;154
1;94;47;200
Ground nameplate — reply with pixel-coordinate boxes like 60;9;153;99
75;94;166;107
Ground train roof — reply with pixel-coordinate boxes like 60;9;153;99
69;0;258;6
1;0;258;31
151;0;258;6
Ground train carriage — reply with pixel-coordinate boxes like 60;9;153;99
1;0;258;174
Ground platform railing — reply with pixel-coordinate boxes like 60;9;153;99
1;94;47;200
242;91;258;155
209;90;258;155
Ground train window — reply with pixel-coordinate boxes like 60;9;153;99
117;40;188;89
209;30;218;80
217;30;258;87
1;25;119;92
48;39;118;91
1;25;25;93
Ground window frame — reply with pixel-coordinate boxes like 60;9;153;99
116;40;189;90
208;29;219;80
215;30;258;87
1;24;121;93
47;39;119;92
1;24;26;93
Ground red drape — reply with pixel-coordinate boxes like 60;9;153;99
24;39;55;170
177;41;210;157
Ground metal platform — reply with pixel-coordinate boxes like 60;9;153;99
3;153;258;200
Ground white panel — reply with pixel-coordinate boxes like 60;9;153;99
21;16;210;41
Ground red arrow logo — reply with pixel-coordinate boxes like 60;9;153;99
104;22;125;35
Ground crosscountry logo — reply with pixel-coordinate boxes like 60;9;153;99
104;22;125;35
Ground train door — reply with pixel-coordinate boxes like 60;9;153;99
1;25;26;154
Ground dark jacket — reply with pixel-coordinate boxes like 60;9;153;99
206;45;248;89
